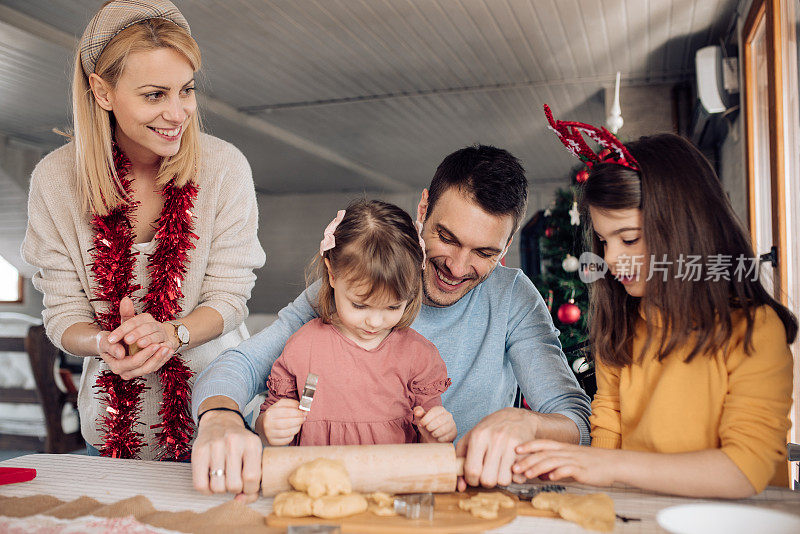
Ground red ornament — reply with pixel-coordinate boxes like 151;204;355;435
545;227;555;238
557;300;581;325
576;169;589;183
90;144;198;461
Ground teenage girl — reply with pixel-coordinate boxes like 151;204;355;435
512;109;796;498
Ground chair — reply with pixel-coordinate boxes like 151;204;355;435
0;324;83;453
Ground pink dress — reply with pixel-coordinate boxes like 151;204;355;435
260;318;451;446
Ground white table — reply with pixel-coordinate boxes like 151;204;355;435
2;454;799;533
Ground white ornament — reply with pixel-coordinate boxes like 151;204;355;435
544;208;552;217
569;201;580;226
562;254;580;272
572;356;590;374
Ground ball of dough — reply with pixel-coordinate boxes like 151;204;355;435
312;493;368;519
289;458;352;498
273;491;313;518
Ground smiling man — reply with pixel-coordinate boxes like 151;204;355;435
190;145;591;502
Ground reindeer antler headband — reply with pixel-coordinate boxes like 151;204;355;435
543;104;640;172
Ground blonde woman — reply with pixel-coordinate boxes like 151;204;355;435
22;0;265;467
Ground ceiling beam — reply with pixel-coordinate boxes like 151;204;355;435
0;4;409;193
241;71;692;114
200;97;409;192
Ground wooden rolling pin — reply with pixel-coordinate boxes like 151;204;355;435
261;443;465;497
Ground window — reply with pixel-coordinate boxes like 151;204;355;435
743;0;800;486
0;255;22;303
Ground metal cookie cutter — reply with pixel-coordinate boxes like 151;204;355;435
393;493;435;520
298;373;319;412
502;483;565;501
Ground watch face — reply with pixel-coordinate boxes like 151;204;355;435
177;324;190;344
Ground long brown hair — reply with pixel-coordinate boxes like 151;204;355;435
581;133;797;366
310;199;424;330
72;18;201;216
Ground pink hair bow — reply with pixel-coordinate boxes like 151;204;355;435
320;210;346;256
415;221;427;270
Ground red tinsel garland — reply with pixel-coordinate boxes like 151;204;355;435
90;145;198;461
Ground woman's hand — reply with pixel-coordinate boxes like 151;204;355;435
97;297;177;380
96;340;174;380
512;440;620;487
108;296;180;351
414;405;457;443
260;398;306;446
192;408;263;503
96;329;126;360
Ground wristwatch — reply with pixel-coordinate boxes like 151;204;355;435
171;322;190;351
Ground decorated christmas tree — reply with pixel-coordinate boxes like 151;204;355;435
533;170;590;355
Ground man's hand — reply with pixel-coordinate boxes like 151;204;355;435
455;407;540;490
259;399;306;446
413;406;457;443
191;408;263;503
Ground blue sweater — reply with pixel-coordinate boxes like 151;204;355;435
193;266;591;444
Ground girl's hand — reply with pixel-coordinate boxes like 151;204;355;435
512;440;619;487
414;406;457;443
107;296;180;352
261;398;306;446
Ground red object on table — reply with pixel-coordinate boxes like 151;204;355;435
0;467;36;485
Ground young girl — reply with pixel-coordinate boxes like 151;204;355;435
510;107;796;498
256;199;457;446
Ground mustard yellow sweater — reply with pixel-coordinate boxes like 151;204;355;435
590;306;793;492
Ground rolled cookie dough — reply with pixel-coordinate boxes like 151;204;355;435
458;492;515;519
273;491;313;518
532;492;615;532
312;493;369;519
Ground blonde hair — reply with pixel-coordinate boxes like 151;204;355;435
71;18;201;216
310;199;424;330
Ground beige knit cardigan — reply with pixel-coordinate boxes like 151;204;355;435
22;133;266;459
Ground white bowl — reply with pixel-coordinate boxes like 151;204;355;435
657;503;800;534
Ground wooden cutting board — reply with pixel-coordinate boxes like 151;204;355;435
516;498;560;518
266;491;522;533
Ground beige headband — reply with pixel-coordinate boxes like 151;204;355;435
79;0;191;76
